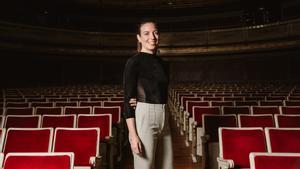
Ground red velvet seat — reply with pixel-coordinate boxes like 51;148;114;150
35;107;62;115
5;107;33;115
30;102;53;108
48;98;68;102
281;106;300;114
275;114;300;128
6;102;29;108
77;114;112;141
223;97;244;101
55;102;78;107
77;114;113;168
64;106;91;115
103;101;124;113
27;98;47;102
203;97;222;101
53;128;100;168
218;128;267;169
93;106;121;125
3;152;74;169
180;97;203;132
222;106;250;115
4;115;41;128
235;101;259;106
238;114;275;128
110;97;123;101
285;101;300;106
42;115;76;128
252;106;280;115
184;101;210;145
79;101;102;107
211;101;234;107
69;98;89;102
202;115;237;168
3;128;53;155
90;97;109;102
260;101;284;106
249;152;300;169
266;128;300;153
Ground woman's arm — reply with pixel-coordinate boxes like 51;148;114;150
126;118;142;155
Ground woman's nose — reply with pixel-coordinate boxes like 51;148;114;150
150;33;156;39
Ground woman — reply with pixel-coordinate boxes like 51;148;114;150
123;20;173;169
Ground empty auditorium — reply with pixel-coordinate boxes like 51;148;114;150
1;0;300;169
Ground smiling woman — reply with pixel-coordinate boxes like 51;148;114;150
136;21;159;53
123;19;173;169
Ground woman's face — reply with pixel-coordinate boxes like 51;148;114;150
137;22;159;54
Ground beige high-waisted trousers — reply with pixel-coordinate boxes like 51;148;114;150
132;102;173;169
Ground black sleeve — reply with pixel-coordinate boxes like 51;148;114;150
123;58;138;119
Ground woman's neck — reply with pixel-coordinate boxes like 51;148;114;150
140;49;156;54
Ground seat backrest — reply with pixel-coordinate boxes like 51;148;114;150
90;97;109;102
222;106;250;115
64;106;91;115
186;101;210;115
260;101;284;106
235;101;259;106
5;107;33;115
219;127;267;168
30;102;53;108
110;97;123;101
6;102;29;108
77;114;112;141
103;101;124;113
223;97;244;101
35;107;63;115
275;114;300;128
266;128;300;153
5;115;41;128
3;152;74;169
249;152;300;169
93;106;121;124
182;97;202;111
53;128;100;167
42;115;76;128
55;102;77;107
280;106;300;114
79;101;102;107
284;101;300;106
192;106;220;126
252;106;280;115
203;115;237;142
211;101;234;107
238;114;275;128
3;128;53;155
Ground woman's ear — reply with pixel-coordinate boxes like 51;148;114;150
137;34;141;43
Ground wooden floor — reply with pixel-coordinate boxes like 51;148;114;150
118;113;202;169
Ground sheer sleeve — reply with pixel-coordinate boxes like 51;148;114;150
123;58;138;119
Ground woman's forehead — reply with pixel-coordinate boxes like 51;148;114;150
140;22;158;32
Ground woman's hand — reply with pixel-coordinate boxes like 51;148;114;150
130;134;143;155
129;98;137;109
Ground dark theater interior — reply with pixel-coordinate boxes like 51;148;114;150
1;0;300;169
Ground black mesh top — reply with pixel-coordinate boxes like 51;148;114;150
123;52;169;119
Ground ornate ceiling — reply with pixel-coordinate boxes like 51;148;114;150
0;0;295;32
